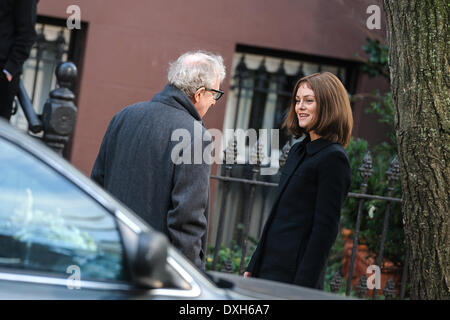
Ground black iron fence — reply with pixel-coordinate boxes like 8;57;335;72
209;137;408;300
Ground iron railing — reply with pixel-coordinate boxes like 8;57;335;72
10;21;78;155
13;61;78;156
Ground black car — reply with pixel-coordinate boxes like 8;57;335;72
0;119;346;300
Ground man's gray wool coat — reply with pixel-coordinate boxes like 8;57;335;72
91;84;212;270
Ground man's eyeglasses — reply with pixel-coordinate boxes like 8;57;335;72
199;87;225;101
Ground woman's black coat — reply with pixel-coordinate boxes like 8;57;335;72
246;136;351;289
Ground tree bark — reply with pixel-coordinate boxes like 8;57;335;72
383;1;449;299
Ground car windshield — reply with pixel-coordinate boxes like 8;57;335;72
0;138;129;282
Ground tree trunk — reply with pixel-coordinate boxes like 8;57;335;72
383;1;449;299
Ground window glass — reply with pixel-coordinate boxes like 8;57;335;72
0;138;129;282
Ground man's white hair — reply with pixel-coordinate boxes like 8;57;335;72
168;50;226;98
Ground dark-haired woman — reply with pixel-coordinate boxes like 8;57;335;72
244;72;353;290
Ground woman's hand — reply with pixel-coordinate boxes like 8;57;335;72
243;272;252;278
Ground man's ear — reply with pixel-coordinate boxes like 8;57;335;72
193;88;204;103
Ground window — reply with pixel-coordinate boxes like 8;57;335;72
0;138;129;282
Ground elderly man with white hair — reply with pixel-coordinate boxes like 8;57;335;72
91;51;226;269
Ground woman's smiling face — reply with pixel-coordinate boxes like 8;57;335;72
295;82;317;131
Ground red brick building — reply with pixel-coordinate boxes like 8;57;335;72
27;0;389;175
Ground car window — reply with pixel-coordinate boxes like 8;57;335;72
0;138;130;282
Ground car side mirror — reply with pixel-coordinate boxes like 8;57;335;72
134;231;169;288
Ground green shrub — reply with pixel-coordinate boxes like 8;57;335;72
360;38;390;79
338;135;403;261
206;238;257;274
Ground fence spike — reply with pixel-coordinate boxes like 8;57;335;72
250;139;264;167
358;151;373;194
386;155;400;182
356;274;368;298
359;151;373;180
279;140;291;169
234;55;248;79
295;63;305;79
330;272;343;294
224;135;237;166
221;259;233;273
383;277;396;300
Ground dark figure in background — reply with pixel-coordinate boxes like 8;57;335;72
245;72;353;290
91;51;226;270
0;0;38;120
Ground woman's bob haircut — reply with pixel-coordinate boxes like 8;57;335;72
283;72;353;148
